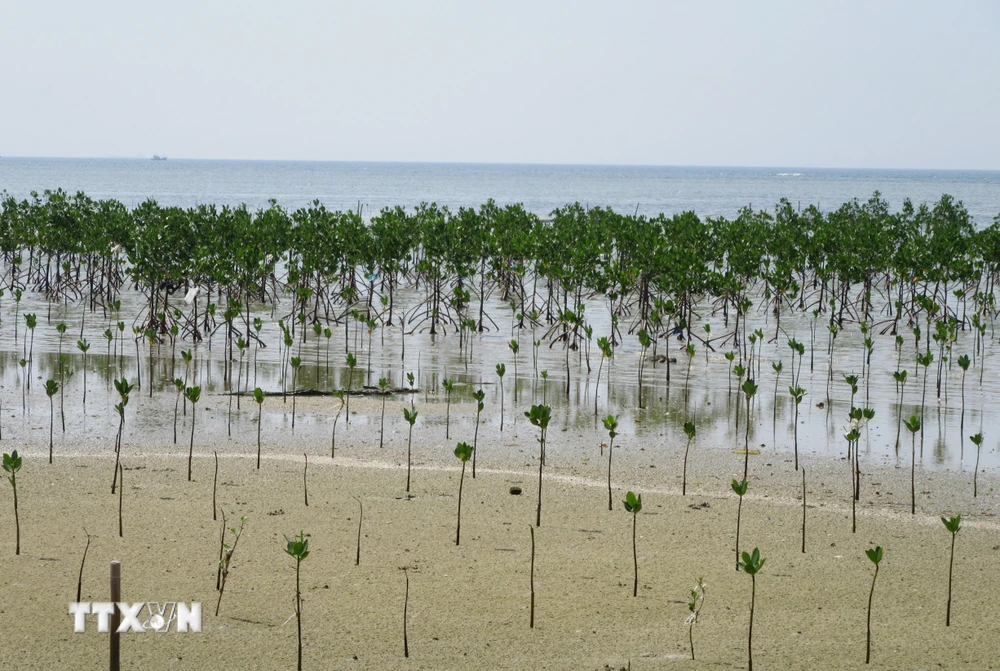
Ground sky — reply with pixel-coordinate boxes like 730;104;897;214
1;0;998;169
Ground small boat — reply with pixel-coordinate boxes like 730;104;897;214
151;155;167;161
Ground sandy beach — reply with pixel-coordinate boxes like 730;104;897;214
2;393;1000;670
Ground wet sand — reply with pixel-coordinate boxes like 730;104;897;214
2;395;1000;670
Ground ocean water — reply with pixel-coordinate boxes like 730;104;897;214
1;157;999;224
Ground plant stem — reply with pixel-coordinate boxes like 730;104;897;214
631;510;638;597
748;573;755;671
402;568;410;658
866;562;878;663
801;466;806;553
529;525;535;629
212;451;218;521
946;532;956;626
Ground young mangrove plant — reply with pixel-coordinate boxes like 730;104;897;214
525;404;551;527
77;338;90;405
508;339;519;401
185;386;202;481
957;354;970;453
594;336;613;415
864;545;883;664
623;490;642;596
290;356;301;430
253;387;265;468
3;450;21;555
686;577;707;661
529;525;536;628
602;414;619;510
111;377;134;494
216;515;247;616
682;421;696;495
284;531;310;671
378;377;389;448
330;390;345;458
739;547;766;671
345;352;357;423
24;313;36;388
44;379;57;463
942;514;961;626
471;389;485;478
76;528;92;602
496;362;506;431
353;496;363;566
442;377;455;439
904;414;921;514
453;441;473;545
732;477;748;571
971;432;983;497
741;378;758;479
403;407;417;493
892;369;908;454
789;385;806;470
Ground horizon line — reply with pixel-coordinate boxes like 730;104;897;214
2;155;999;173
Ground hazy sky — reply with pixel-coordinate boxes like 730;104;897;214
2;1;998;169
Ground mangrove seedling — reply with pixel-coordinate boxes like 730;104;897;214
302;453;309;507
496;362;506;431
353;496;363;566
345;352;357;423
77;339;90;405
525;404;551;527
216;515;247;616
509;338;519;401
111;377;134;493
741;378;758;479
957;354;970;454
406;371;415;408
253;387;265;468
402;567;410;658
330;390;345;457
3;450;21;555
403;407;418;492
378;377;390;448
454;441;473;545
442;378;455;439
284;531;310;671
529;525;536;628
865;546;883;664
185;386;202;481
686;577;707;661
594;336;613;415
623;490;642;596
44;379;58;463
172;378;184;443
603;414;619;510
732;477;748;571
118;463;124;537
892;369;907;453
24;313;36;388
76;528;93;602
942;514;961;626
290;356;301;430
739;548;766;671
471;389;485;478
682;420;696;495
540;369;548;404
971;432;983;497
904;415;921;514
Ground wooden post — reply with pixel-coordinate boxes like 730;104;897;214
110;561;121;671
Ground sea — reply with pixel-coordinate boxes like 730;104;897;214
1;157;999;225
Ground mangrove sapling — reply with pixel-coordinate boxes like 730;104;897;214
406;371;415;408
638;329;652;407
725;351;736;395
56;322;67;431
454;441;473;545
44;379;57;463
845;424;861;532
801;466;806;553
942;514;961;626
732;478;748;571
181;349;193;415
741;378;758;479
496;363;506;431
235;337;246;410
789;385;806;470
904;415;921;514
253;387;264;468
770;360;782;434
330;390;345;457
378;377;389;448
303;453;309;507
118;463;124;537
345;352;357;424
864;546;883;664
216;515;247;616
185;386;202;482
682;421;696;495
402;567;410;658
971;432;983;497
284;531;310;671
958;354;970;456
472;389;485;478
686;577;707;661
3;450;21;555
525;404;551;527
892;369;907;454
917;351;933;455
290;356;301;430
76;528;92;602
111;377;134;494
353;496;363;566
509;339;519;402
529;525;536;628
172;378;184;443
403;407;418;492
594;336;612;415
738;548;766;671
213;451;218;520
682;341;695;404
623;491;642;596
603;414;619;510
540;369;548;405
24;313;36;388
442;378;455;439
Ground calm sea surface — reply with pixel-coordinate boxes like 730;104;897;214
1;158;999;224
